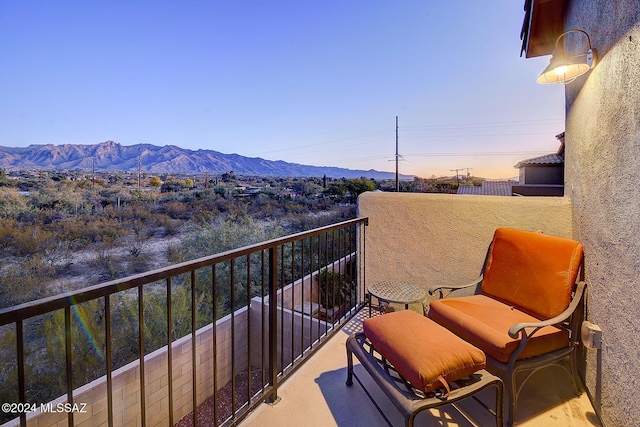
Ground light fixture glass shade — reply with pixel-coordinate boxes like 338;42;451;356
536;50;593;84
536;30;596;85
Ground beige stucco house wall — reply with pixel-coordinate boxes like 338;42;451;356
360;5;640;424
358;192;573;297
561;1;640;426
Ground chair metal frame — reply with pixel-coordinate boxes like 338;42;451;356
429;277;586;427
346;331;504;427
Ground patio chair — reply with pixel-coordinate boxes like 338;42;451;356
428;227;586;427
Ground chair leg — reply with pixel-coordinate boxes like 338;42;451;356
346;336;354;386
569;350;583;394
495;380;505;427
504;368;516;427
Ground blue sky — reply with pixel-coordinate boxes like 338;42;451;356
0;1;564;179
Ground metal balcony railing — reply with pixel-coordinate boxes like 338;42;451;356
0;217;368;427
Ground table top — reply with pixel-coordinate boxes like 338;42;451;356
367;281;426;305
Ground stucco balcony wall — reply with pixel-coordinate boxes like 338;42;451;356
357;192;573;294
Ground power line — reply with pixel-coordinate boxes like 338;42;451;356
247;129;392;156
245;117;562;157
404;151;548;157
402;117;563;131
322;150;549;166
403;132;561;139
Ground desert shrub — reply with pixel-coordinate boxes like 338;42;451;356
160;201;191;219
158;215;181;236
0;189;30;219
8;224;58;257
0;255;56;308
76;218;125;244
93;249;121;281
128;249;153;274
177;215;285;262
0;326;17;424
160;180;189;192
166;244;184;264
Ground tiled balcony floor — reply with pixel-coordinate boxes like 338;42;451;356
242;309;602;427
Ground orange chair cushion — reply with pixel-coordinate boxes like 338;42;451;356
363;310;486;394
481;228;583;319
428;295;570;363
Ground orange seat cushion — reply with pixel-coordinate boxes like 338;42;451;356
428;295;570;363
363;310;486;394
481;228;583;319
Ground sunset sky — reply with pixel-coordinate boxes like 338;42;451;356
0;1;565;179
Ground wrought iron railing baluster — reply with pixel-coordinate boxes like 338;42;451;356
190;270;197;426
105;295;114;427
65;307;74;427
246;253;252;408
166;277;174;426
231;258;236;419
138;287;146;427
17;320;25;427
212;265;218;426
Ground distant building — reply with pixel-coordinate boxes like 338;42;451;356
512;133;565;196
457;180;516;196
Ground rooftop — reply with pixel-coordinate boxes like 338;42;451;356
457;181;516;196
514;153;564;168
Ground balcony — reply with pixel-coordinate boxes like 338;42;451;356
0;193;603;426
242;310;598;427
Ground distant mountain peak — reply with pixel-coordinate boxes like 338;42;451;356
0;141;410;180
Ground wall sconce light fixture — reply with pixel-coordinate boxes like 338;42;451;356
537;29;597;84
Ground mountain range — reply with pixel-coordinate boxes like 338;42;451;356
0;141;409;179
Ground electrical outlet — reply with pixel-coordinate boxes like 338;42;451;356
581;321;602;349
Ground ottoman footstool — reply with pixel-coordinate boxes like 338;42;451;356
346;310;503;427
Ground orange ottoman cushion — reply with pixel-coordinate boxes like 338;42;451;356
363;310;486;394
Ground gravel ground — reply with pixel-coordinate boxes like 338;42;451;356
174;368;264;427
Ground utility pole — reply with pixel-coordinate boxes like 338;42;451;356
450;168;463;186
92;158;95;188
395;116;399;192
464;168;473;183
138;155;142;189
388;116;405;191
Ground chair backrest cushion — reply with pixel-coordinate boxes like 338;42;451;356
481;227;583;319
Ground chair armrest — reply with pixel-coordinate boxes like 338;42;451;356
508;281;587;339
428;276;483;298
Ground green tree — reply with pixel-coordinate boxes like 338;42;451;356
324;182;345;198
148;176;161;187
344;178;376;203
